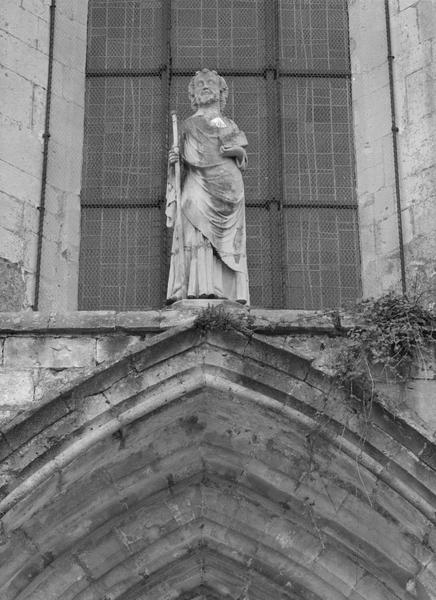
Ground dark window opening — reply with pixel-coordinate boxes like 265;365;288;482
79;0;361;310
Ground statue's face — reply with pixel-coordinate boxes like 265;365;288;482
193;71;220;106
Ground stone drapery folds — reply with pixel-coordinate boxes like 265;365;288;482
166;69;250;305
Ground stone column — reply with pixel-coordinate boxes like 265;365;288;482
37;0;88;311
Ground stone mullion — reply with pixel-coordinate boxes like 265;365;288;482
159;0;173;304
265;0;286;307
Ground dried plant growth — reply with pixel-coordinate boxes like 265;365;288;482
335;292;435;394
194;304;255;336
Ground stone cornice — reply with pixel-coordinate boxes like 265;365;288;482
0;307;350;336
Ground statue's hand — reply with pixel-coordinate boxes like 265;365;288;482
169;147;180;165
220;145;247;171
236;154;248;172
220;145;244;160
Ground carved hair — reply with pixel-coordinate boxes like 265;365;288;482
188;68;229;111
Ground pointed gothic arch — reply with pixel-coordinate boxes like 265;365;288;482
0;327;435;599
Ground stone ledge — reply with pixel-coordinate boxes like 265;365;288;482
0;306;347;335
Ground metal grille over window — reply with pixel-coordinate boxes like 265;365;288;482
79;0;361;310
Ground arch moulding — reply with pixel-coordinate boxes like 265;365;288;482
0;325;435;600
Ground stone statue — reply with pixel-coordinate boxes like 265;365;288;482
165;68;250;305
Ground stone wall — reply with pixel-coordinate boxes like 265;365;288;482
0;0;49;310
350;0;399;296
0;329;151;427
1;307;435;438
391;0;436;294
0;0;87;312
38;0;87;312
350;0;436;298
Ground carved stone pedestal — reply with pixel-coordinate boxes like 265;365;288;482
168;298;248;313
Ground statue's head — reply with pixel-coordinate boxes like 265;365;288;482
188;69;229;111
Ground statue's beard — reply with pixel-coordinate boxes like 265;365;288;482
196;89;220;106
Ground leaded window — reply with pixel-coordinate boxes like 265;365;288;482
79;0;361;310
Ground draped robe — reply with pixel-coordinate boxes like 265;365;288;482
166;114;250;304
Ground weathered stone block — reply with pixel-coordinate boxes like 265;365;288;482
398;0;420;10
30;81;47;133
21;231;37;273
22;201;39;237
75;534;129;580
349;0;388;71
0;259;26;312
399;38;433;78
115;311;162;331
57;0;88;25
0;226;24;265
0;160;40;208
48;311;117;332
398;6;420;48
380;134;396;177
0;117;44;181
52;60;85;106
22;271;35;309
401;133;435;181
0;67;35;129
96;335;146;364
0;30;49;87
159;310;197;330
20;0;50;21
52;12;87;70
403;199;436;255
4;336;96;369
39;187;80;243
250;309;336;333
33;366;87;402
357;161;386;196
406;69;434;125
37;237;80;313
0;312;48;332
32;186;81;312
404;380;436;431
0;370;34;404
21;557;88;600
354;142;383;181
46;139;83;193
417;0;435;42
49;93;85;148
0;3;45;49
362;87;392;142
362;185;396;228
0;193;25;238
402;168;436;212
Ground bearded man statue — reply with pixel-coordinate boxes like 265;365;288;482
165;68;250;305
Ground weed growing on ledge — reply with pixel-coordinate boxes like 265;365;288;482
335;292;435;394
194;304;255;337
